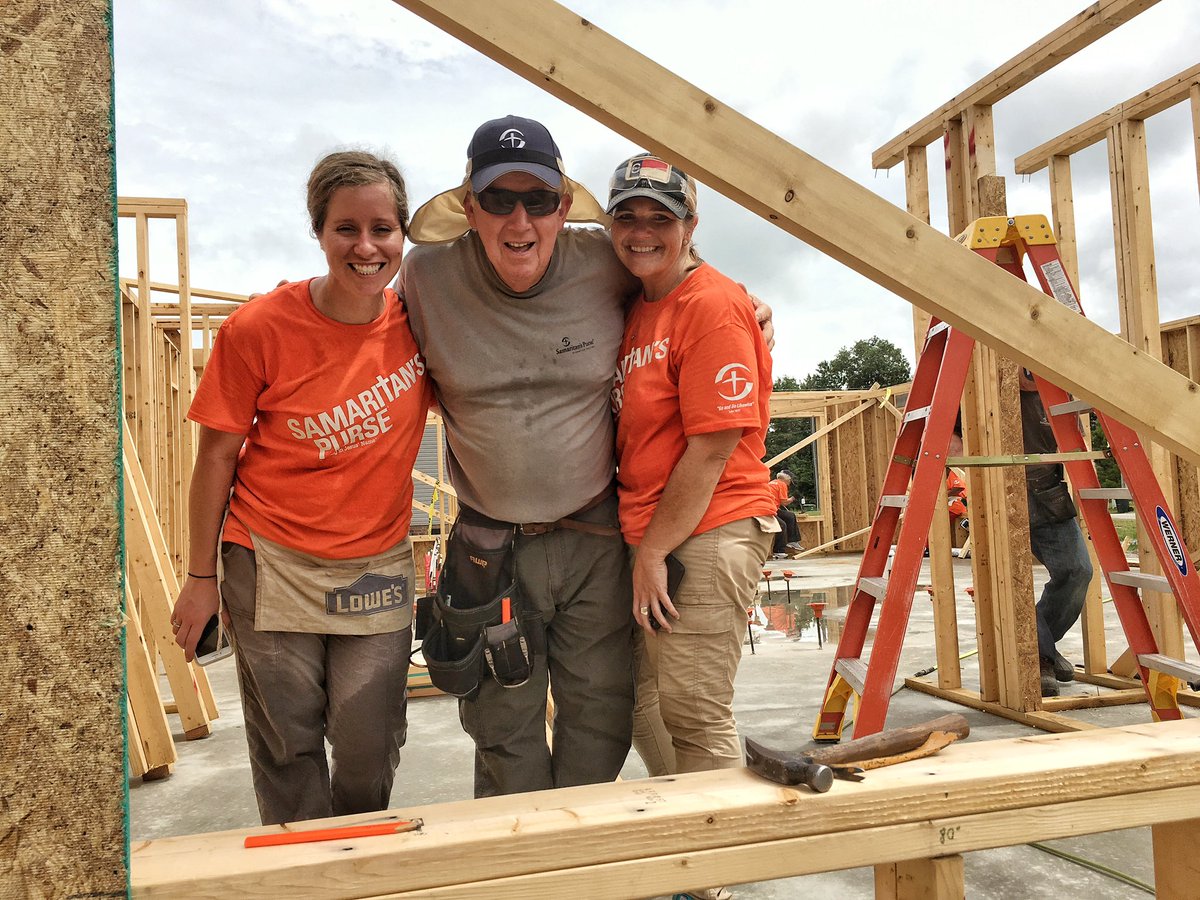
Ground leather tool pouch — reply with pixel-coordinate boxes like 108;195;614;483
418;518;544;697
1027;466;1077;525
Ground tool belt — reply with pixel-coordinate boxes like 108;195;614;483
416;516;542;699
1026;465;1077;526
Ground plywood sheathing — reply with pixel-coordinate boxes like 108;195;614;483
0;1;125;896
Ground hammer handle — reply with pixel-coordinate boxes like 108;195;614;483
806;714;969;766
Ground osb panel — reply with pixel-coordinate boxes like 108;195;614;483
0;2;125;898
1162;328;1200;550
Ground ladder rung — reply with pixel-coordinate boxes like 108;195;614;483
902;405;931;424
1079;488;1131;501
1049;399;1092;416
1136;653;1200;683
1109;571;1171;593
878;495;908;508
858;577;888;599
834;657;868;695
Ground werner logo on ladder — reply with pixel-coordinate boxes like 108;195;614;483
813;215;1200;742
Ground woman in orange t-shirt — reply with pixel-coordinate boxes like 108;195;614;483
170;151;433;825
607;153;777;798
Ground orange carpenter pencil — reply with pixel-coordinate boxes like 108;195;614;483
244;819;420;848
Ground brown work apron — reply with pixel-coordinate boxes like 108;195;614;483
248;530;415;636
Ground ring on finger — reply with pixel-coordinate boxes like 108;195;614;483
639;607;650;615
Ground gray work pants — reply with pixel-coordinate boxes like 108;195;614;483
458;495;635;797
221;543;411;825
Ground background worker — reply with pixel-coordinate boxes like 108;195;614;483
768;470;803;558
1020;371;1092;697
608;152;776;900
172;151;433;825
950;372;1092;698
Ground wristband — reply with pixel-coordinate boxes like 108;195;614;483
188;572;218;579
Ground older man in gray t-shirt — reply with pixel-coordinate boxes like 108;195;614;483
402;116;640;797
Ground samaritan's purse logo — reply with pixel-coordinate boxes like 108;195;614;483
715;363;753;402
499;128;525;148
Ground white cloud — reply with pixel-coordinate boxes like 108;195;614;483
113;0;1200;380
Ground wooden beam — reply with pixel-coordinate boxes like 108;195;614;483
1192;83;1200;203
391;0;1200;469
1016;62;1200;174
117;196;188;218
1153;817;1200;898
130;719;1200;898
872;0;1158;169
902;680;1097;733
764;397;874;468
876;856;964;900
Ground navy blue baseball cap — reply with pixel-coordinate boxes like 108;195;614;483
467;115;563;192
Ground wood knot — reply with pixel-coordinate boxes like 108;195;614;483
1030;307;1040;320
784;189;795;202
905;227;915;239
704;99;717;113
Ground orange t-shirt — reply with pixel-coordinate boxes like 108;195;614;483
769;478;789;508
188;280;433;559
612;263;776;543
946;469;968;519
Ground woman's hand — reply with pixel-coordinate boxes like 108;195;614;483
632;549;679;635
172;575;225;662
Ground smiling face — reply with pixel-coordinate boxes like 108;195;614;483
463;171;572;292
317;183;406;307
609;196;697;301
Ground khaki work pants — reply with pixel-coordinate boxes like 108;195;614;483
631;516;773;775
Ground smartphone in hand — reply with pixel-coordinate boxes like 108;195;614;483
195;614;233;666
651;554;687;631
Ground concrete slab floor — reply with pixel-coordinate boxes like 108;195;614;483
131;554;1190;898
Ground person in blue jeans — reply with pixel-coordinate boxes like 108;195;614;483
951;375;1093;698
1021;374;1093;697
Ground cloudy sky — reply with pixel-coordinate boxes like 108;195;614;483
113;0;1199;382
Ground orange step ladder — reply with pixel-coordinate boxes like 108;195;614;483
813;214;1200;741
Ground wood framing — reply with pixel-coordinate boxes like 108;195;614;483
872;0;1159;168
393;0;1200;468
767;389;901;553
131;719;1200;898
1;1;125;894
1015;62;1200;174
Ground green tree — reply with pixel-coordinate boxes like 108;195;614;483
800;336;911;391
1090;413;1121;489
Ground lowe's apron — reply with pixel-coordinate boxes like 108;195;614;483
249;530;414;635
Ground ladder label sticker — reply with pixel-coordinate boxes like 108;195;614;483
1157;507;1188;577
1039;259;1081;312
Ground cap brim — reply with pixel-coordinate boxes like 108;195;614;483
408;175;609;244
605;187;689;219
470;161;562;193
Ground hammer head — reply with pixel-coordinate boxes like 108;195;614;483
744;737;834;792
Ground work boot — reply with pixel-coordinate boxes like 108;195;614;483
1039;658;1059;698
1051;650;1075;683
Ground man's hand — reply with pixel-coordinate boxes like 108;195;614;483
248;279;291;301
740;284;775;350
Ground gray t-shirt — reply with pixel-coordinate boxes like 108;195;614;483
401;228;637;522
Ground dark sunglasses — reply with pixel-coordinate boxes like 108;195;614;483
474;188;562;217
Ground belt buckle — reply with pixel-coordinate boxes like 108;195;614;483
519;522;553;536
